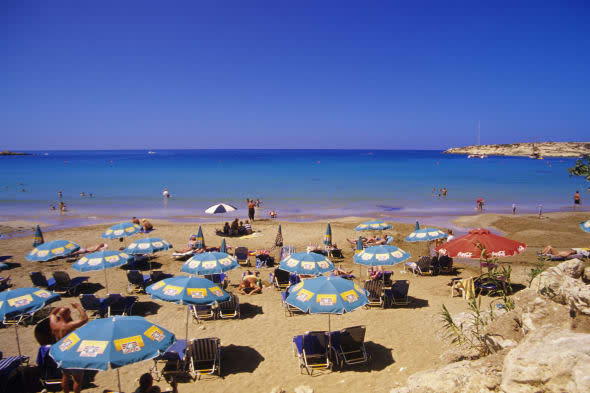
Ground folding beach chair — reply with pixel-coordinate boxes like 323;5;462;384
52;271;89;296
218;293;240;319
364;280;385;308
29;272;56;290
405;256;431;275
2;303;46;327
0;352;29;393
126;270;151;293
439;255;454;274
382;271;393;288
272;268;291;291
151;339;188;381
388;280;410;306
203;273;229;289
187;337;221;380
36;345;62;390
282;291;304;317
330;325;370;368
105;294;137;316
79;294;109;319
190;304;216;323
234;247;250;267
292;331;330;375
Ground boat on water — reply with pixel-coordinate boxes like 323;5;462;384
467;121;487;158
148;151;156;154
530;143;543;159
468;154;487;159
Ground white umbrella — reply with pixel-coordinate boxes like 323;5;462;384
205;203;237;214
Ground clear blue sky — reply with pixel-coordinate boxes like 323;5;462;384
1;1;588;150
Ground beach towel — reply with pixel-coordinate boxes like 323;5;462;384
240;232;262;239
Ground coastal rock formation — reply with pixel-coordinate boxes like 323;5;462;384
501;327;590;393
0;150;30;156
444;142;590;158
530;259;590;315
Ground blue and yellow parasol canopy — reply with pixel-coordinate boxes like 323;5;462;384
405;221;447;242
279;252;334;276
285;276;369;314
353;245;411;266
181;252;238;275
147;276;230;305
123;238;171;255
354;220;391;231
72;251;134;272
0;287;60;320
102;222;141;239
49;316;175;371
26;240;80;262
581;220;590;233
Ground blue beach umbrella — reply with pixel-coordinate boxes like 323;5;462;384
101;222;141;239
50;316;175;392
195;226;205;249
285;276;369;315
355;236;364;253
353;245;411;267
581;220;590;233
324;224;332;246
220;238;227;253
147;275;230;340
123;238;171;255
33;225;44;247
0;287;60;355
26;240;80;262
279;252;334;276
405;221;447;242
181;252;238;275
72;251;134;293
355;220;391;231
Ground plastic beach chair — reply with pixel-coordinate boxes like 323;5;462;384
79;294;109;319
126;270;151;293
234;247;250;267
364;280;385;308
204;273;228;289
29;272;56;290
187;337;221;380
36;345;61;390
272;268;291;291
387;280;410;306
105;294;137;316
52;271;89;296
151;339;188;381
0;352;29;392
292;331;330;375
190;304;216;322
218;293;240;319
282;291;304;317
330;325;370;368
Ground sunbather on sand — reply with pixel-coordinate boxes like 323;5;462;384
541;245;576;257
368;266;383;280
141;218;153;232
238;275;262;295
174;235;198;254
332;267;353;276
72;243;107;255
347;237;367;246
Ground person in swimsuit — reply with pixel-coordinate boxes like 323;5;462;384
574;191;581;210
49;304;89;393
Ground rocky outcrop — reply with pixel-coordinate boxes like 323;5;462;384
501;327;590;393
444;142;590;158
530;259;590;315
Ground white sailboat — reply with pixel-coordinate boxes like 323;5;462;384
468;120;487;158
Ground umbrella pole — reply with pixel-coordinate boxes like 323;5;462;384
15;324;21;357
117;368;121;392
104;267;109;294
328;314;332;370
185;306;189;342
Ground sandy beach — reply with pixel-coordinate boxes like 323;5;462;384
1;212;589;393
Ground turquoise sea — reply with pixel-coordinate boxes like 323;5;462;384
0;150;587;227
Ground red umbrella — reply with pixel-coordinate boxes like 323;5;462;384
436;228;526;259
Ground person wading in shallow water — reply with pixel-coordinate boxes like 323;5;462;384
49;304;89;393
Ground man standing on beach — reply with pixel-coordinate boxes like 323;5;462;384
512;203;517;215
574;190;581;210
248;199;255;221
49;303;89;393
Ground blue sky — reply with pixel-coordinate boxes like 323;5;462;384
1;1;588;150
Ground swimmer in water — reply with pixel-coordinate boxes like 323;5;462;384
163;187;170;198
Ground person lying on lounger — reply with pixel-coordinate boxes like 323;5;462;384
368;266;383;280
238;275;262;295
541;245;577;257
332;267;353;276
72;243;108;255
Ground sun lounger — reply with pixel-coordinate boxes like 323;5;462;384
80;294;109;319
52;271;89;296
218;293;240;319
364;280;385;308
405;256;431;275
204;273;229;289
382;271;393;287
126;270;151;293
234;247;251;267
330;325;370;368
327;247;344;259
0;352;29;392
439;255;454;274
271;268;291;291
29;272;56;290
105;294;137;316
190;304;216;322
292;331;330;375
151;339;188;381
150;270;173;282
282;291;304;317
173;250;195;261
187;337;221;380
36;345;61;390
387;280;410;306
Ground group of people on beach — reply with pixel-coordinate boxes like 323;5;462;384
432;186;448;198
246;198;262;221
222;219;253;237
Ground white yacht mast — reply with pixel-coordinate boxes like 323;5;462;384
477;120;481;145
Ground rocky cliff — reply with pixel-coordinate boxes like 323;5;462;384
444;142;590;158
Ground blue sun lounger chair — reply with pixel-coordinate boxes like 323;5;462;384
329;325;370;368
292;331;330;375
